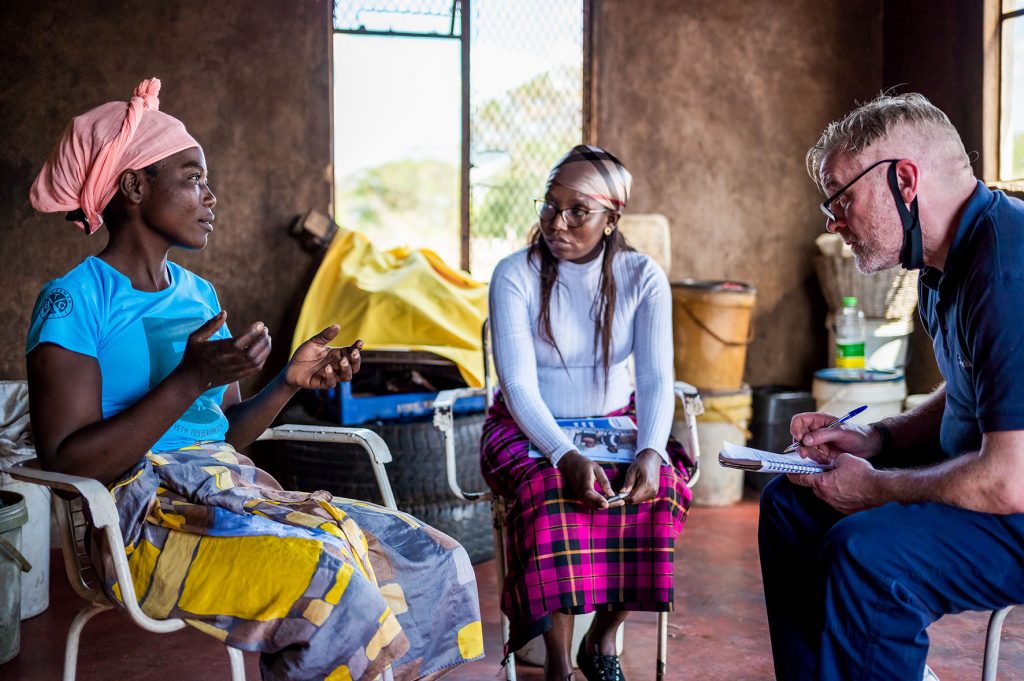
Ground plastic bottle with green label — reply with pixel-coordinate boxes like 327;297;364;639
835;296;866;369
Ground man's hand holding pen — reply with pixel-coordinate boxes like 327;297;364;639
784;406;889;513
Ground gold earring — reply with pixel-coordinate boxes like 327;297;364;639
603;226;613;236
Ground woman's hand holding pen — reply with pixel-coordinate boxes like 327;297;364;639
788;411;883;464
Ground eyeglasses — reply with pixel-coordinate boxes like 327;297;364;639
534;199;609;228
819;158;902;221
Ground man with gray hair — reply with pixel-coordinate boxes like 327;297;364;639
758;92;1024;680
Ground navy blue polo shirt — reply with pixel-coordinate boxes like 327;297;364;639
918;181;1024;456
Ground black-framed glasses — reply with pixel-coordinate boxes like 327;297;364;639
820;158;902;221
534;199;609;228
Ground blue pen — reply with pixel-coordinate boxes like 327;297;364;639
783;404;868;453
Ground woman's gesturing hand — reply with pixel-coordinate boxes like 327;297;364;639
177;311;271;391
284;324;363;390
619;448;663;504
557;450;622;509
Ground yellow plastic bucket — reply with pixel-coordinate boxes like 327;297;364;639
698;389;754;438
671;280;756;391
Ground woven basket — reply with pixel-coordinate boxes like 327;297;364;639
814;255;919;320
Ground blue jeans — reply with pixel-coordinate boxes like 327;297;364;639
758;474;1024;681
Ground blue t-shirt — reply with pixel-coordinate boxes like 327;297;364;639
918;182;1024;456
26;257;231;453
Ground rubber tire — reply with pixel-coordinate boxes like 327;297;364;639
403;499;495;565
373;414;488;505
275;405;487;505
273;405;495;563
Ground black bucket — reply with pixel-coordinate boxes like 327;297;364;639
746;386;815;492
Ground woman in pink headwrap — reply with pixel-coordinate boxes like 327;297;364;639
26;79;482;681
481;146;693;681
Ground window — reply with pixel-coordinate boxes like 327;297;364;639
332;1;590;277
333;2;463;263
468;1;588;277
1000;0;1024;180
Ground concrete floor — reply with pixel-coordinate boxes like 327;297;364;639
3;496;1023;680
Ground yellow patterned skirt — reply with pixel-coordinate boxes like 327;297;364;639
104;442;483;681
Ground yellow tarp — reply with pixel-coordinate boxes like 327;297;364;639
291;227;489;388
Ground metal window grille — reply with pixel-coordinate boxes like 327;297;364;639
468;1;587;277
332;1;589;276
334;1;462;37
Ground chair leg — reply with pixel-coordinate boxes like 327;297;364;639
656;612;668;681
63;603;113;681
492;503;516;681
225;644;246;681
982;606;1015;681
500;611;516;681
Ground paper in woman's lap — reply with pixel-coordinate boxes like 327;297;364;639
527;416;639;463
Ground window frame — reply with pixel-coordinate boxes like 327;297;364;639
331;0;595;272
997;1;1024;183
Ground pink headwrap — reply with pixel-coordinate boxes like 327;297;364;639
29;78;199;234
546;145;632;211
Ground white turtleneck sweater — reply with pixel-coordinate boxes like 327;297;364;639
489;246;675;465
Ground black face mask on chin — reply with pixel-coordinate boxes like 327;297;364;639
888;163;924;270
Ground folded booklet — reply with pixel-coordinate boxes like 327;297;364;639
529;417;639;464
718;441;832;474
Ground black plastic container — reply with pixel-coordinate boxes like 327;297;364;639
747;385;816;492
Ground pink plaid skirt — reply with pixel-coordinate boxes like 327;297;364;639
481;393;692;654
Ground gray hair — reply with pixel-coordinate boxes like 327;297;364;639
806;92;968;189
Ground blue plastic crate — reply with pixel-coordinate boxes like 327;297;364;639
322;382;485;425
298;349;486;425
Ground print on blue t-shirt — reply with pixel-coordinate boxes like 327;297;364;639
38;288;74;319
26;257;231;452
141;316;231;440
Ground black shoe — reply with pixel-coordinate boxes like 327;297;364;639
576;643;626;681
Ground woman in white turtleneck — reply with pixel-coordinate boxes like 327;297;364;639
481;146;693;681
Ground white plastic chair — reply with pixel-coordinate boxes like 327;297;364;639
3;424;397;681
983;605;1016;681
432;322;704;681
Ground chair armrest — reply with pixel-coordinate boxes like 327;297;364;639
673;381;703;489
5;459;120;530
673;380;704;417
432;387;488;429
4;458;185;633
432;388;491;503
258;424;398;510
257;424;391;463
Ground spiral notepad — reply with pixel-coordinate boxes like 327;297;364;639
718;441;831;474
